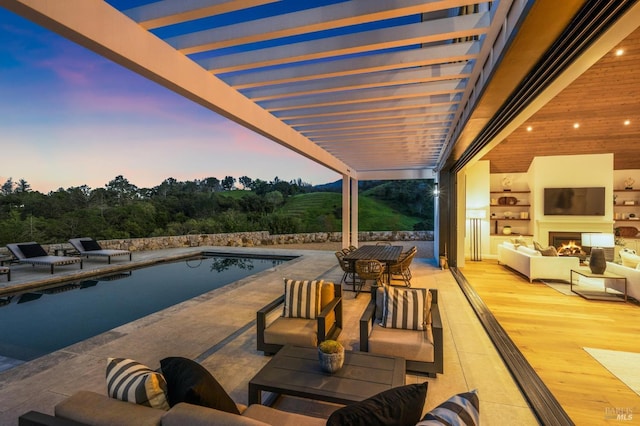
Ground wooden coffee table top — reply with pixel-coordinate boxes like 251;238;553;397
248;345;405;406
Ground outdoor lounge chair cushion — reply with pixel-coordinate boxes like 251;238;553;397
18;243;47;258
80;239;102;251
283;278;321;319
55;390;165;426
263;317;320;347
368;322;436;363
416;389;479;426
106;358;170;410
160;356;240;415
326;382;428;426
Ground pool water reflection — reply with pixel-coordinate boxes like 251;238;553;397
0;254;290;362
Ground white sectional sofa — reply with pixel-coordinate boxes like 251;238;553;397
497;242;580;282
604;250;640;301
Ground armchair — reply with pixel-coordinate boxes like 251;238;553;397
360;286;443;377
257;279;342;355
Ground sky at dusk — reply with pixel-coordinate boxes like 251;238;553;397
0;8;340;193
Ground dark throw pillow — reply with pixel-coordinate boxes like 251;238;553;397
416;389;479;426
80;239;102;251
159;356;239;415
18;243;47;258
326;382;428;426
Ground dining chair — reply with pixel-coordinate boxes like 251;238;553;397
354;259;384;297
387;246;417;287
335;251;357;287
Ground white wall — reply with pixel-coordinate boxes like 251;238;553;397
614;169;640;190
529;153;614;244
464;161;490;261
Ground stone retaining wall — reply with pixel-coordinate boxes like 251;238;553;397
50;230;433;252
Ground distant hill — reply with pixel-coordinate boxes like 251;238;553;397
279;191;424;232
312;180;341;192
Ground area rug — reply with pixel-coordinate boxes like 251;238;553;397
542;278;616;298
541;280;574;296
584;347;640;397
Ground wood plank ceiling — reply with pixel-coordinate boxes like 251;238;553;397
481;25;640;174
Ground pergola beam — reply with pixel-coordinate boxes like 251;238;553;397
202;12;489;73
243;62;473;102
225;41;480;89
166;0;479;53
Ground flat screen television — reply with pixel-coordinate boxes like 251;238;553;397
543;187;606;216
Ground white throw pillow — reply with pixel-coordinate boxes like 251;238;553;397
620;251;640;268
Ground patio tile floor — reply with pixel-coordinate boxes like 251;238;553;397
0;244;537;425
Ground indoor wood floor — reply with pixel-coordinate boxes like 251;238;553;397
460;260;640;425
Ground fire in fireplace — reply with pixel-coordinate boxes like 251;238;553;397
556;240;585;257
549;232;587;259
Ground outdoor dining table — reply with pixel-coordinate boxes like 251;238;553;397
343;245;403;296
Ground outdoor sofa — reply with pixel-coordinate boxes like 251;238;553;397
6;242;82;274
69;237;132;264
19;390;326;426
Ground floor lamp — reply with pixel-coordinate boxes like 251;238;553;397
581;233;615;274
467;210;486;261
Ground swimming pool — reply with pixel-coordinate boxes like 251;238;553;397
0;253;293;363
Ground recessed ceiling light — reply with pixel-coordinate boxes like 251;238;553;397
624;119;631;126
573;123;580;129
615;48;624;56
526;126;533;132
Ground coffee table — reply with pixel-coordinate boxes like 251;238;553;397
248;345;405;406
570;267;627;302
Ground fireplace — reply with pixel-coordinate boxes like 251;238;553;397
549;231;613;261
549;232;584;248
549;232;586;259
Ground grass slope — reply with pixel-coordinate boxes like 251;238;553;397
280;192;421;231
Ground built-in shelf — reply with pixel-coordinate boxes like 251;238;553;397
614;188;640;222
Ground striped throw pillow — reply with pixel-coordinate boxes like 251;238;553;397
283;279;322;319
416;389;479;426
106;358;170;410
382;286;427;330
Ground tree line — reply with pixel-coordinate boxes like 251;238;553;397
0;175;434;246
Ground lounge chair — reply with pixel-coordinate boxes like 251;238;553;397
69;238;132;264
6;242;83;274
257;279;343;355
